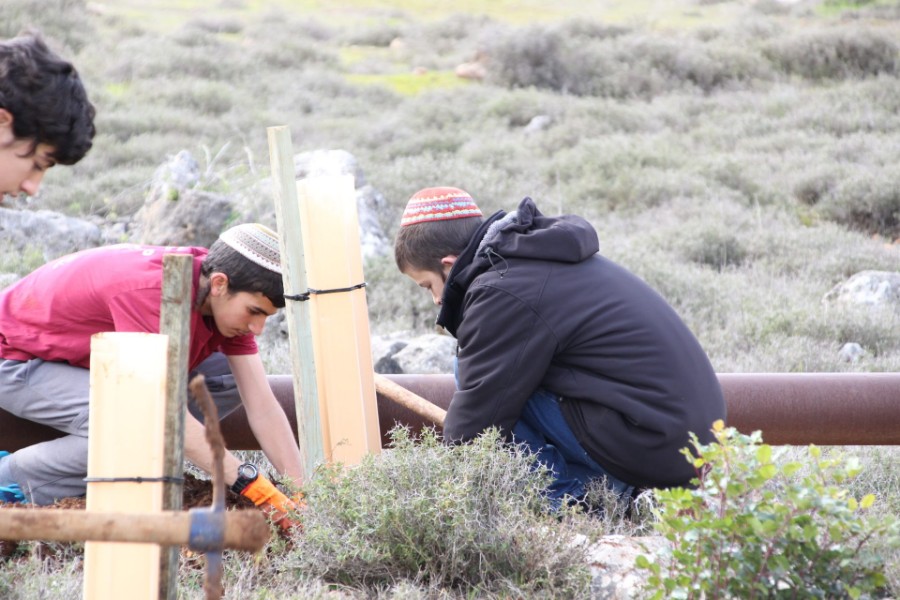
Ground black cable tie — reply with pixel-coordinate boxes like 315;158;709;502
83;476;185;484
284;282;367;302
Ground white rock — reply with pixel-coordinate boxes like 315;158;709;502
823;270;900;307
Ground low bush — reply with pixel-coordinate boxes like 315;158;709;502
816;166;900;238
487;26;771;99
638;421;900;598
293;427;593;597
486;25;571;93
0;0;93;52
764;28;899;80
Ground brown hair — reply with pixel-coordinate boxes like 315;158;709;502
394;216;484;273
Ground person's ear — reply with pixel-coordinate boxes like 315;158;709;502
0;109;14;144
209;272;230;296
440;255;458;268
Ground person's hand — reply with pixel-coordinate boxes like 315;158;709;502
239;475;304;535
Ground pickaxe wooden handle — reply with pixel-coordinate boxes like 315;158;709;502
0;508;269;553
373;373;447;427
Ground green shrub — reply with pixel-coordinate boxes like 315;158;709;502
151;79;236;116
340;19;406;47
487;25;771;99
554;18;630;41
816;167;900;238
182;16;244;35
602;35;773;97
0;241;45;275
638;421;900;599
793;166;839;206
364;254;439;334
293;427;592;596
764;28;899;80
248;37;339;70
0;542;84;599
107;33;249;82
824;0;878;8
486;25;571;93
680;226;748;270
0;0;93;52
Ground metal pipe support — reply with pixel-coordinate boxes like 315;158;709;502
2;373;898;452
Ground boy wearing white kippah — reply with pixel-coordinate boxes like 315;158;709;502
395;187;725;514
0;224;304;532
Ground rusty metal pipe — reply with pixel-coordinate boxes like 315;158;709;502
2;374;899;453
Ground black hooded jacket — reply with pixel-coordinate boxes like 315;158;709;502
437;197;725;489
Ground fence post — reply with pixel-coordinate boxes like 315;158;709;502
158;253;192;600
267;125;323;477
84;332;169;600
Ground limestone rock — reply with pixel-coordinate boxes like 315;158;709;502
455;61;487;80
823;270;900;307
392;333;456;375
130;150;235;248
524;114;553;134
838;342;866;363
0;206;101;261
587;534;669;598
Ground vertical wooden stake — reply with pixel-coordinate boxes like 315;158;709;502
84;332;169;600
267;125;323;478
297;175;381;465
158;254;193;600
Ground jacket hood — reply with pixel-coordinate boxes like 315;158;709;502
478;197;599;263
437;197;599;335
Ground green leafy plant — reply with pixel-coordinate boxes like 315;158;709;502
637;420;899;599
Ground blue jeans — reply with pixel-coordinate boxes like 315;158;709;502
453;359;633;508
512;388;634;507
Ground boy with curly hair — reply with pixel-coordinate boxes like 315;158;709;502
1;31;96;203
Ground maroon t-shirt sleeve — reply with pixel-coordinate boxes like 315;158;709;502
220;333;258;356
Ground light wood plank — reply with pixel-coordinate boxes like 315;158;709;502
297;175;381;464
84;332;169;600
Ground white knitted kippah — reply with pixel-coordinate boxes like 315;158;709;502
218;223;282;274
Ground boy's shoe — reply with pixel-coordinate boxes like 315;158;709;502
0;483;25;503
0;451;25;504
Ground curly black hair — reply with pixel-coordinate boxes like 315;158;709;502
0;31;96;165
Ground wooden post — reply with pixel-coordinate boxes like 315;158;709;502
267;126;323;478
296;174;381;464
84;332;169;600
158;254;192;600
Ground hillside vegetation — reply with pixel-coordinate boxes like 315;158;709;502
3;0;899;372
1;0;899;597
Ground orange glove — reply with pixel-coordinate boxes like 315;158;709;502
240;476;304;535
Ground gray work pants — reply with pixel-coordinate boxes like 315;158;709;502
0;353;243;505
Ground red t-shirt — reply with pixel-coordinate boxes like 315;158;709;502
0;244;257;369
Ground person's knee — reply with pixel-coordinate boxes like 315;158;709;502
11;437;90;505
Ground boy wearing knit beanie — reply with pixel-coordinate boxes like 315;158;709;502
395;187;725;512
0;224;303;532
